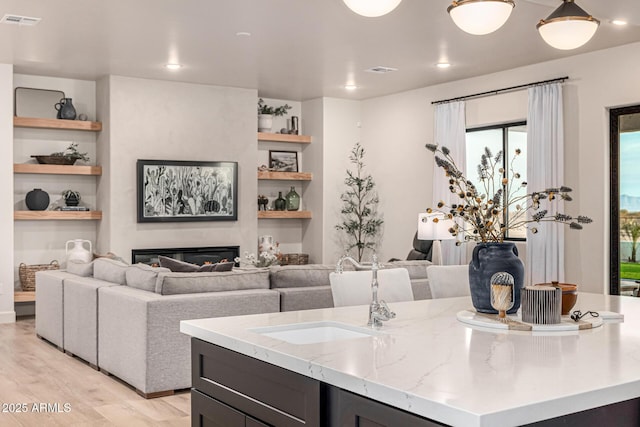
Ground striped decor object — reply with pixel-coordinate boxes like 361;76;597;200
521;286;562;324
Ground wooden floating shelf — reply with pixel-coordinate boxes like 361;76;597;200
257;132;311;144
14;163;102;176
14;211;103;220
14;291;35;303
258;171;312;181
258;210;312;219
14;116;102;132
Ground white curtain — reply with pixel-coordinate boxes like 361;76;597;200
433;101;467;265
526;83;564;285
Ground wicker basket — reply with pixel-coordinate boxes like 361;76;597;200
19;260;59;291
280;253;309;266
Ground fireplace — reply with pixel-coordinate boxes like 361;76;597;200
131;246;240;266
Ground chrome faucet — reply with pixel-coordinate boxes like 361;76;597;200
335;254;396;328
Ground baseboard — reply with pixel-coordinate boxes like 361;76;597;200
0;310;16;324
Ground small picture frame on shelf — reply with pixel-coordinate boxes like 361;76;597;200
269;150;298;172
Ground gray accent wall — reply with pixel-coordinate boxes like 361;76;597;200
97;76;258;262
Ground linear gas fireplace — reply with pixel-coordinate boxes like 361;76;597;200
131;246;240;266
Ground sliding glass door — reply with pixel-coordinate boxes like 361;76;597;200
610;105;640;295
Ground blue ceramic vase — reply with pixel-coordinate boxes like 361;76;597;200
469;242;524;314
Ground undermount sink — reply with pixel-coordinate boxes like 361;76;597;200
249;321;380;345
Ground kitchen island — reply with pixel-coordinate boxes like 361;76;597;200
180;293;640;427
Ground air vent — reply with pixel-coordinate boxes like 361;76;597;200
365;66;398;74
1;14;41;26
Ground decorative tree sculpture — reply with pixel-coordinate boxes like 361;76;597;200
335;142;384;262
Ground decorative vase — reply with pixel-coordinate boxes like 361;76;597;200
258;235;274;253
65;193;80;206
285;186;300;211
258;114;273;132
274;192;286;211
55;98;77;120
25;188;50;211
469;242;524;314
65;239;92;264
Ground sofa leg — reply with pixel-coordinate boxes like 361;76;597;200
89;363;98;371
100;368;111;376
36;334;64;352
64;350;74;357
136;389;175;399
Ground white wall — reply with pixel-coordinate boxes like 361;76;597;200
99;76;258;261
360;41;640;294
13;75;98;285
0;64;14;323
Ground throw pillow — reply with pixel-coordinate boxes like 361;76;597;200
125;263;171;292
66;259;94;277
212;261;234;272
158;255;216;272
93;257;129;284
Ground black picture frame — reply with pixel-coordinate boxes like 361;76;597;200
137;159;238;223
269;150;299;172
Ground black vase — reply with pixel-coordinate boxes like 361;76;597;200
65;194;80;206
55;98;77;120
274;192;286;211
469;242;524;314
25;188;50;211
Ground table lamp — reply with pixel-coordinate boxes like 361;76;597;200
418;212;455;265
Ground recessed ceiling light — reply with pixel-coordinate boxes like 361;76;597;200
611;20;628;26
436;62;451;69
165;63;182;70
236;31;251;36
345;84;357;90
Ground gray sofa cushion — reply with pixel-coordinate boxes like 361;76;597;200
93;258;129;285
213;261;234;272
155;269;270;295
384;260;432;280
269;264;338;289
277;286;334;312
126;264;171;292
66;260;94;277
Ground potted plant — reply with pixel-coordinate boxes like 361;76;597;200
257;98;292;133
62;189;81;206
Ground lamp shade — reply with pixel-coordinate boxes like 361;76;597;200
447;0;515;35
343;0;402;17
418;213;455;241
537;0;599;50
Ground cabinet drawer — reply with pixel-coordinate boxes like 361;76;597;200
191;389;245;427
328;386;444;427
192;338;321;427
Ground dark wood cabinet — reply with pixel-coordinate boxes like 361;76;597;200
191;338;321;427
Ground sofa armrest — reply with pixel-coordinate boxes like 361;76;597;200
98;286;280;394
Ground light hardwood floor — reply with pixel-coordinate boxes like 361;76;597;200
0;317;190;426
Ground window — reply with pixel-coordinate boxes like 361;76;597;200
465;121;527;240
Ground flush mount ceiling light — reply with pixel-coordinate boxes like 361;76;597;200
342;0;402;17
537;0;600;50
447;0;515;35
344;84;358;90
165;63;182;70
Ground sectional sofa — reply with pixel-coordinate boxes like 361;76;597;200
35;258;432;398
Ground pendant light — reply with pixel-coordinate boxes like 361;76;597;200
342;0;402;18
537;0;600;50
447;0;515;35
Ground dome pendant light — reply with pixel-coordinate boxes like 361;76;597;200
537;0;600;50
447;0;515;35
342;0;402;18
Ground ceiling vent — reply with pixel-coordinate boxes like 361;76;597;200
365;66;398;74
1;14;41;26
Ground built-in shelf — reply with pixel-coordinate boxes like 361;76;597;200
14;211;103;220
257;132;311;144
14;116;102;132
14;291;35;303
258;171;312;181
258;210;312;219
14;163;102;176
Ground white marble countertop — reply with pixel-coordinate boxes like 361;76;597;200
180;293;640;427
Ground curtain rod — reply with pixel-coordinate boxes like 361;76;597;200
431;76;569;105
